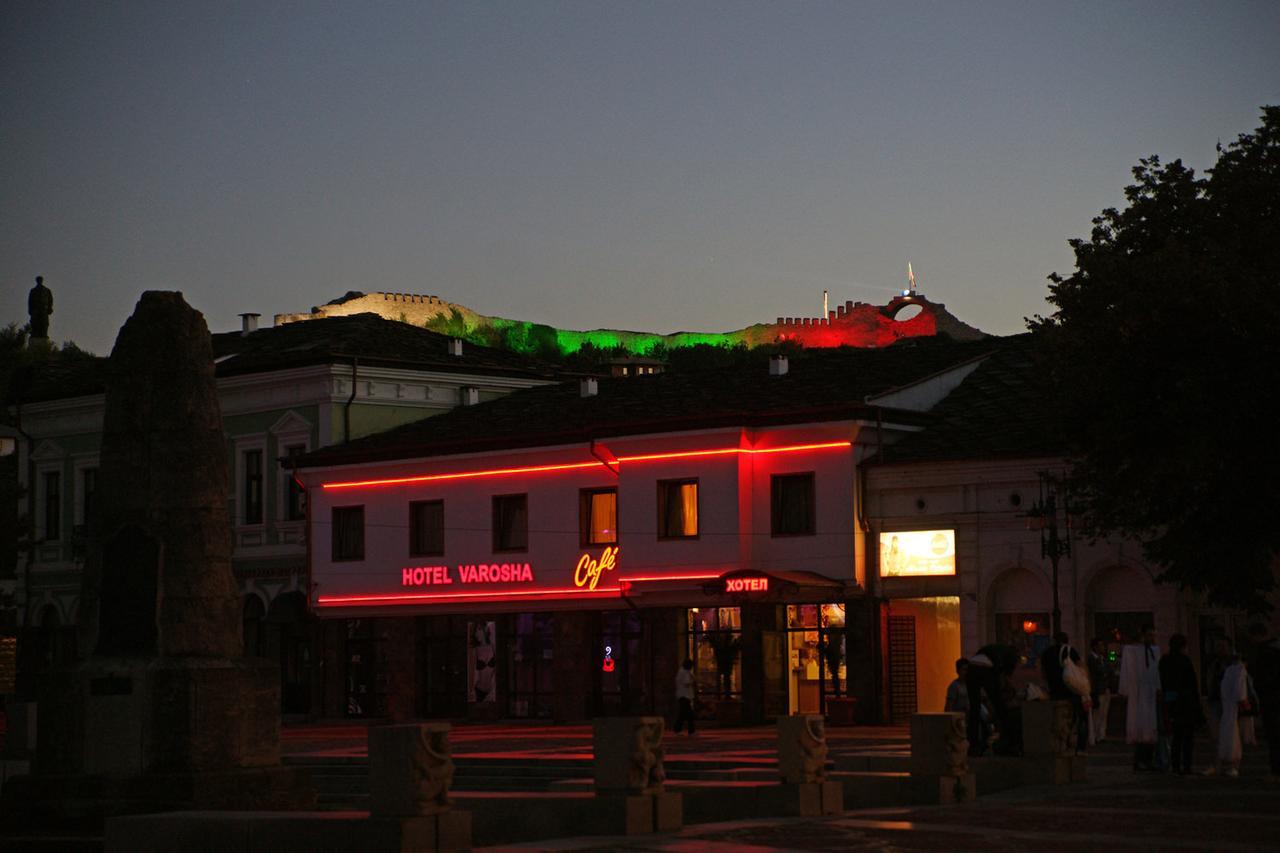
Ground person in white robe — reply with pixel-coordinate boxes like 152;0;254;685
1215;656;1248;777
1119;625;1162;771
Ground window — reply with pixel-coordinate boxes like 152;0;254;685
82;468;98;531
657;479;698;539
243;449;263;525
43;471;61;541
771;472;815;536
580;488;618;546
410;500;445;556
492;494;528;552
283;444;307;521
332;506;365;561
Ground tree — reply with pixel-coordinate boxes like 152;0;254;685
1032;106;1280;612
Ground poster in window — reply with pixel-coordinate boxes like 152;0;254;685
468;620;497;704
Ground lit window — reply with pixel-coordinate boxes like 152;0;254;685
332;506;364;561
658;479;698;539
580;488;618;546
492;494;528;552
410;500;445;556
771;472;815;536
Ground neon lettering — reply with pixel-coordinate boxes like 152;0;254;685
725;577;768;593
402;566;452;586
456;563;534;584
574;546;619;590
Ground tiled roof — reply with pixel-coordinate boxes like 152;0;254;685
298;337;1003;467
868;334;1065;465
18;313;564;402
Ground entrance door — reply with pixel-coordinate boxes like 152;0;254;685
887;614;917;723
419;616;466;719
594;610;644;716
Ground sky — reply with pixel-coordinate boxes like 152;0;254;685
3;1;1278;355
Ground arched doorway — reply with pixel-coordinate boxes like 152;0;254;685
1085;565;1155;646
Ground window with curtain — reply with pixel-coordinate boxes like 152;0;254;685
243;449;263;524
580;488;618;546
657;479;698;539
331;506;365;561
410;499;445;556
492;494;528;552
771;472;815;536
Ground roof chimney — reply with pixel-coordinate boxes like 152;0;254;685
448;338;464;357
239;313;260;335
580;377;598;398
460;386;479;406
769;355;789;377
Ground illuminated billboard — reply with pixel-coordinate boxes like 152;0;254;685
879;530;956;577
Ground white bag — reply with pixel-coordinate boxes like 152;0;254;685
1061;647;1092;697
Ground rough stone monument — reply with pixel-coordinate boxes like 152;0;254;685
775;714;842;815
592;717;682;834
3;292;311;824
908;712;976;804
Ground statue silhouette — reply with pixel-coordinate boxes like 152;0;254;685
28;276;53;339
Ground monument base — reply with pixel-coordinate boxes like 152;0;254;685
2;765;314;831
104;809;471;853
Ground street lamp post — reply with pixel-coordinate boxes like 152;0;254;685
1025;473;1072;637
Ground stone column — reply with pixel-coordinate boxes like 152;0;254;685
368;723;470;851
908;712;975;804
592;717;682;834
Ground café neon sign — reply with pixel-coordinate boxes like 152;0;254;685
574;546;619;591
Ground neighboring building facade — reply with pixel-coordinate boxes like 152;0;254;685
9;312;562;712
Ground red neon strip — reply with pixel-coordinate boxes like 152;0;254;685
317;586;621;606
321;441;851;491
616;573;722;583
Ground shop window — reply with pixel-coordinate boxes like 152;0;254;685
658;479;698;539
492;494;528;552
283;444;307;521
771;472;815;536
332;506;365;561
786;603;847;714
243;449;263;524
580;488;618;546
409;500;445;556
1093;611;1155;646
687;607;740;701
43;471;61;541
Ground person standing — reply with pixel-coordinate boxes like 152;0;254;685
673;658;697;735
1088;637;1114;745
1119;624;1162;771
1041;632;1088;753
1158;633;1201;775
945;658;970;714
1247;622;1280;782
1213;653;1248;777
966;644;1020;756
1205;637;1233;747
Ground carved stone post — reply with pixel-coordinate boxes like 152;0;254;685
592;717;682;834
1022;700;1087;784
775;715;842;815
368;723;470;851
909;712;976;804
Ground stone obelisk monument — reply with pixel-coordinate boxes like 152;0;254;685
10;292;310;822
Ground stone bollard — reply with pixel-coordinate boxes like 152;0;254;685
909;713;975;804
775;715;842;815
368;723;471;852
592;717;682;834
1021;700;1086;784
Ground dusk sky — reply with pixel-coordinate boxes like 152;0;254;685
3;1;1278;355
